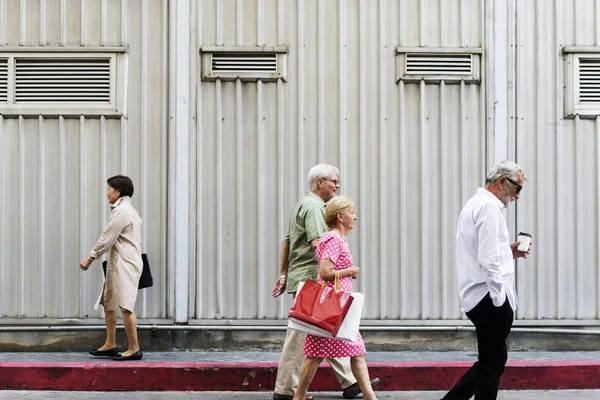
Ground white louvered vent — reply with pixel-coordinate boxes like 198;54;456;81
201;47;288;82
14;57;111;103
405;53;473;75
0;58;7;103
578;58;600;103
211;52;277;73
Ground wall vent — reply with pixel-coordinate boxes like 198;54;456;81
14;57;111;103
564;51;600;118
578;58;600;103
396;48;481;84
406;53;472;75
212;53;277;73
201;46;288;82
0;58;7;103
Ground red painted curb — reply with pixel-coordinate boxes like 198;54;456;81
1;361;599;391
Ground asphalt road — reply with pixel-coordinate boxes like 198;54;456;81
2;391;600;399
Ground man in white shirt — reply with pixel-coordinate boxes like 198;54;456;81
442;161;531;400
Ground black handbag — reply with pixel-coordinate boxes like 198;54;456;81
102;253;153;290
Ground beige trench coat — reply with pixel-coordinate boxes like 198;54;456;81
89;196;143;312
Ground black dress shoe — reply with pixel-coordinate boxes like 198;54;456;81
88;347;118;357
112;350;143;361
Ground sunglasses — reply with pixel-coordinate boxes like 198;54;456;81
505;177;523;194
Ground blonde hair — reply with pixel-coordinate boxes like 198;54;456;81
324;196;354;229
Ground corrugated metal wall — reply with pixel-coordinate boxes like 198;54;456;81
191;0;486;321
0;0;168;320
514;0;600;322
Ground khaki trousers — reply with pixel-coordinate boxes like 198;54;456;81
274;326;356;396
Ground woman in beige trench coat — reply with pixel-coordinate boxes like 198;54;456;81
79;175;144;361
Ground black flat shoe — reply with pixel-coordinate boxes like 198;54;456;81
112;350;143;361
88;347;118;357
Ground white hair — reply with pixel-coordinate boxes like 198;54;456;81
485;161;526;184
307;164;339;190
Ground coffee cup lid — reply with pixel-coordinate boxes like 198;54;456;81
518;232;532;237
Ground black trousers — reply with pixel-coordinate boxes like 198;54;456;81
442;294;514;400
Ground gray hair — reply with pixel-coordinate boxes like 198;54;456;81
485;161;526;184
308;164;339;190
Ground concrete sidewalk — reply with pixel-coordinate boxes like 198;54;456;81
0;351;599;392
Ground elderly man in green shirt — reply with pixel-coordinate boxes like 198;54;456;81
272;164;373;400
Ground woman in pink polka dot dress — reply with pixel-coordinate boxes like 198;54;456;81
293;196;378;400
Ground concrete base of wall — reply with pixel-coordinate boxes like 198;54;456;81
2;330;600;352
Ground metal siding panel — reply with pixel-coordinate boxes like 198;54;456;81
0;1;168;320
194;0;485;321
515;0;600;322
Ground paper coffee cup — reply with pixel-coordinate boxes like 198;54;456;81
517;232;532;252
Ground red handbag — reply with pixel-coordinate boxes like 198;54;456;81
288;274;354;336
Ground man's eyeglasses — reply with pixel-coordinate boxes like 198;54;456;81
505;177;522;194
322;178;340;186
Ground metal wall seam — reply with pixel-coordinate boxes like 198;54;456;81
236;0;244;319
19;0;25;45
440;0;446;47
257;79;265;318
140;0;148;319
338;0;346;190
256;1;265;319
79;115;87;317
99;115;107;320
236;0;242;45
173;0;191;323
459;79;467;279
236;79;243;318
597;1;600;320
535;0;543;319
38;116;46;317
216;79;223;318
419;0;425;47
597;118;600;317
276;0;285;319
60;0;66;45
554;0;562;319
121;0;128;46
18;116;24;317
378;0;386;318
215;0;223;320
40;0;46;45
358;0;366;296
216;0;222;46
0;0;5;45
0;115;4;317
575;116;582;319
257;0;263;45
440;81;448;318
59;116;66;318
195;0;204;320
297;0;304;195
101;0;107;46
161;0;168;318
120;117;127;173
317;0;324;161
399;0;407;319
419;80;428;319
461;0;466;47
574;0;582;321
81;0;88;46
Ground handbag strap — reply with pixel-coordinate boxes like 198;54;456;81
321;271;341;290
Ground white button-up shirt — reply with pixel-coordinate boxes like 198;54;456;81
456;187;518;312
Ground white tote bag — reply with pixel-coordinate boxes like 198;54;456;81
287;281;364;343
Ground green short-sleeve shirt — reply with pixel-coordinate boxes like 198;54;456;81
284;192;327;294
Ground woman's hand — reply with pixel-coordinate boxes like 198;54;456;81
346;266;360;279
80;257;92;271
